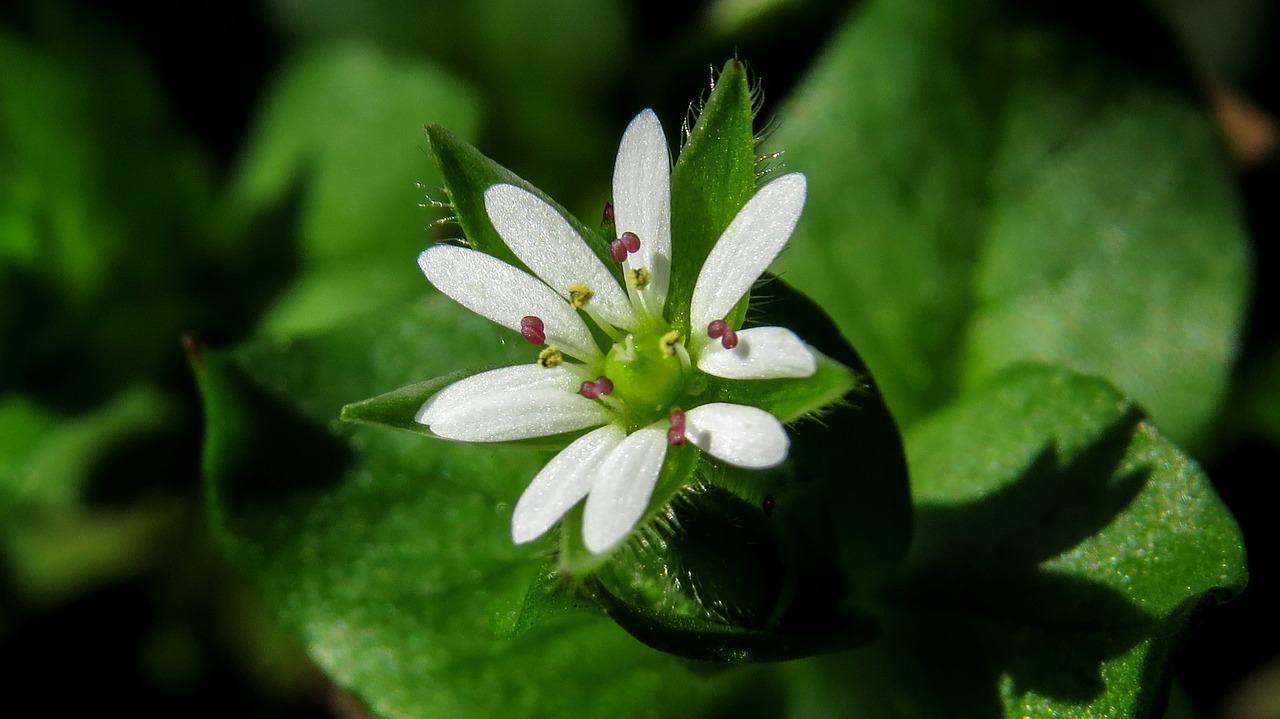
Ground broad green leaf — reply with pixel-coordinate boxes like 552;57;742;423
197;293;795;718
786;365;1246;718
226;43;480;334
770;0;1249;446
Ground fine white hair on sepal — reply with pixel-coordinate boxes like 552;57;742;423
696;326;817;380
484;184;635;331
684;403;789;469
417;244;602;363
688;172;807;333
612;109;673;315
582;423;669;554
512;424;625;544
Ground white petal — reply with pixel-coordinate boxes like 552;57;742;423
582;423;668;554
613;109;672;314
684;403;789;469
696;326;817;379
418;245;601;362
484;184;634;330
689;173;807;331
417;364;584;424
417;365;609;442
512;424;625;544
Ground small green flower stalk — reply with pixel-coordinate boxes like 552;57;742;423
345;61;911;660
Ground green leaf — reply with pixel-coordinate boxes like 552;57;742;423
770;0;1249;446
668;59;758;332
197;294;791;718
788;365;1246;718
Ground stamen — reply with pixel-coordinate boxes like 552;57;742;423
629;267;651;289
707;319;737;349
620;231;641;254
609;232;642;263
762;495;776;518
594;376;614;395
602;202;614;225
659;330;682;358
520;315;546;345
579;376;614;399
667;409;686;445
567;283;593;309
537;345;563;368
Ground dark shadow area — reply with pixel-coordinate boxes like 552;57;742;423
197;348;353;514
893;407;1160;713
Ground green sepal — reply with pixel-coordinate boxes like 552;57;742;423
668;59;758;333
425;125;620;282
556;439;702;576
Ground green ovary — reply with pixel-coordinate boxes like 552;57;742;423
604;329;687;424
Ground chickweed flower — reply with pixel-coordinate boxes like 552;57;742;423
416;110;815;555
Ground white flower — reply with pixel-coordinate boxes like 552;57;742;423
416;109;816;555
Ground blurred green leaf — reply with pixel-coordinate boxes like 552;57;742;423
788;365;1246;718
0;18;212;394
0;386;176;514
770;0;1249;446
0;385;180;601
228;42;480;334
197;294;788;718
263;0;628;201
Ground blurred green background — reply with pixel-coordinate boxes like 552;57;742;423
1;0;1276;716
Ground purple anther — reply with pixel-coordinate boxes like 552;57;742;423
520;316;546;345
720;328;739;350
602;202;615;225
610;239;628;263
707;319;728;339
667;409;686;445
762;495;776;518
619;231;641;253
594;376;614;395
580;380;600;399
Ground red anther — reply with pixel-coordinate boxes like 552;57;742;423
580;380;600;399
668;409;686;430
762;495;776;517
594;376;614;395
610;239;628;263
619;231;641;253
520;316;546;345
667;426;685;445
720;328;739;350
602;203;615;225
707;319;728;339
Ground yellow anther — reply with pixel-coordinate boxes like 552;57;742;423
629;267;652;289
568;283;593;309
537;345;564;368
659;330;682;358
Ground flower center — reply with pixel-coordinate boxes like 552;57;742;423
603;328;687;424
